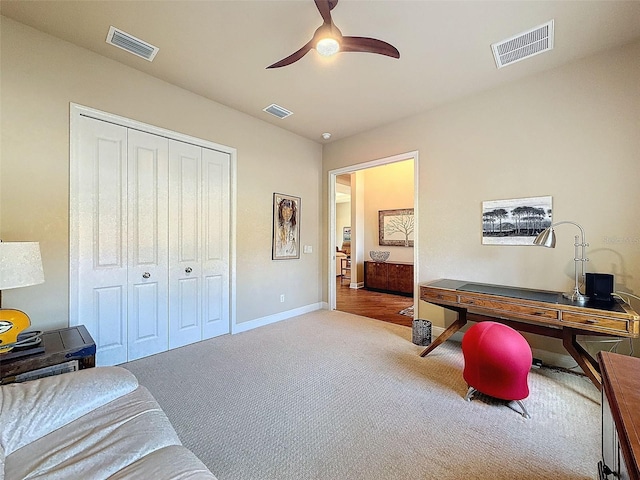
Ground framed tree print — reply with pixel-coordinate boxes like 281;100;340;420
379;208;414;247
482;195;552;245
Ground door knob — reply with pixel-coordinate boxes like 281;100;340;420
185;267;193;274
142;272;151;279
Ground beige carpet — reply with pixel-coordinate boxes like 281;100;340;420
124;310;600;480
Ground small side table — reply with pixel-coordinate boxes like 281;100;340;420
0;325;96;384
341;257;351;285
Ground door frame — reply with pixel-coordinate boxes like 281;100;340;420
328;150;419;312
69;103;237;335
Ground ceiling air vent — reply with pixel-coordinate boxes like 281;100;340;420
491;20;554;69
106;26;159;61
263;104;293;119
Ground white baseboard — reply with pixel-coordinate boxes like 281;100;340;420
231;302;323;334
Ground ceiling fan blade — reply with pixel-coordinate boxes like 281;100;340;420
314;0;334;24
267;41;314;69
341;36;400;59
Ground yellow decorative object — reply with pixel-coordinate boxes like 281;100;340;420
0;309;31;354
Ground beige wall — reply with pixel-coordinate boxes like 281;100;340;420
3;15;639;359
323;40;640;356
0;17;323;330
363;160;414;264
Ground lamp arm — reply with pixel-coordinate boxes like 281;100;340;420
545;221;590;303
548;221;589;273
548;221;586;242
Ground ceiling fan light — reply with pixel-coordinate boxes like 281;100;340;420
316;38;340;57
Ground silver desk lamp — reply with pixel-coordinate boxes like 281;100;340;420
533;221;589;304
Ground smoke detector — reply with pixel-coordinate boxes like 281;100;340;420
263;104;293;119
106;26;159;61
491;20;554;69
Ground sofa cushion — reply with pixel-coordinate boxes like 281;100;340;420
0;367;138;457
107;445;217;480
5;385;181;480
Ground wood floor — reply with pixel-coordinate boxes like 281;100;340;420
335;276;414;327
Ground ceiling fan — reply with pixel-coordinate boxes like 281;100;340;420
267;0;400;69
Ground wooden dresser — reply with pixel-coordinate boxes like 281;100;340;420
598;351;640;480
364;261;413;296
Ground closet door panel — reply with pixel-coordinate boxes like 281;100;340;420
169;140;203;348
127;130;169;361
202;149;230;338
93;286;126;359
76;116;128;366
204;274;223;332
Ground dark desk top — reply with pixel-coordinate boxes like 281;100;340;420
425;279;625;313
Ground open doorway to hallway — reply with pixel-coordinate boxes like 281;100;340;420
329;151;418;327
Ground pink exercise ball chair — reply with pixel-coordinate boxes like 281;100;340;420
462;321;533;418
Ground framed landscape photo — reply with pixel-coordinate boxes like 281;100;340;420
379;208;414;247
343;226;351;243
482;195;552;245
272;193;301;260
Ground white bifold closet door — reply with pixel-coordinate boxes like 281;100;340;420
168;141;230;348
74;114;229;366
127;129;169;362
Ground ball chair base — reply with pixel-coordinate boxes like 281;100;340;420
465;386;531;419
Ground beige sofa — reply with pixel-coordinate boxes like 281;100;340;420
0;366;216;480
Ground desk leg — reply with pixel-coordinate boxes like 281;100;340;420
562;328;602;391
419;310;467;357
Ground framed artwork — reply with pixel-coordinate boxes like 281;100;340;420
272;193;301;260
343;227;351;242
379;208;414;247
482;195;552;245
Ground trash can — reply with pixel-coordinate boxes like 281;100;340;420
412;319;432;346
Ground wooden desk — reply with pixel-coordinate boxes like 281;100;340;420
419;279;639;390
598;352;640;480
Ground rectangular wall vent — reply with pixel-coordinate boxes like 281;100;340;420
491;20;554;69
263;104;293;119
106;26;159;62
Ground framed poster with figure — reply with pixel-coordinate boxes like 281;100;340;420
272;193;301;260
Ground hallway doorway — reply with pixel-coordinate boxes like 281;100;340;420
328;151;419;324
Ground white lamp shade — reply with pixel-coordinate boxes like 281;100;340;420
0;242;45;290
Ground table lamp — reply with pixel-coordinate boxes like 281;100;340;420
0;242;45;353
533;221;589;304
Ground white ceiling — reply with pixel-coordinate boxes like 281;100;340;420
2;1;639;143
